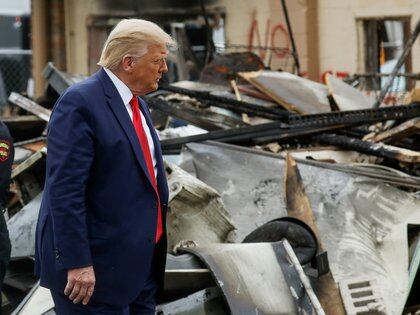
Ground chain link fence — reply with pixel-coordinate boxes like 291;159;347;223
0;49;32;113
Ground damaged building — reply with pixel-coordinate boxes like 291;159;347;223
1;0;420;314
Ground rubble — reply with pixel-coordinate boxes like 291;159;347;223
178;141;420;314
239;70;331;114
8;93;51;123
179;240;324;314
166;162;235;251
2;24;420;314
325;73;375;111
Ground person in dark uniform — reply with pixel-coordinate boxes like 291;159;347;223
0;120;13;311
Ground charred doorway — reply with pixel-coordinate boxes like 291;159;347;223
362;17;412;91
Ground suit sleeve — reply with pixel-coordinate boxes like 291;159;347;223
46;89;95;270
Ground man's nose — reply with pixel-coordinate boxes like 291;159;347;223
160;59;168;73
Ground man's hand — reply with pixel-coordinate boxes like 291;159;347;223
64;266;95;305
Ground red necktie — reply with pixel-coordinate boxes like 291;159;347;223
129;96;162;243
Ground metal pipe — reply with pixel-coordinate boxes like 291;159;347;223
199;0;215;64
280;0;301;75
353;72;420;79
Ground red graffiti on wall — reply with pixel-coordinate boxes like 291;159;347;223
248;12;290;60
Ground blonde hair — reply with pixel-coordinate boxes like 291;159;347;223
98;19;176;71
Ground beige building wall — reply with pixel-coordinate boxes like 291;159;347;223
318;0;420;80
217;0;319;80
59;0;419;81
63;0;126;75
63;0;318;78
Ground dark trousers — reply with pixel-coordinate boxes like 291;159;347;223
50;272;157;315
0;212;11;313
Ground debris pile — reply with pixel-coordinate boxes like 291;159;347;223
2;57;420;315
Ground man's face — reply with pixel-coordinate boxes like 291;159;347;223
127;44;168;96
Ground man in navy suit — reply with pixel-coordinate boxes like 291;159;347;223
35;19;175;314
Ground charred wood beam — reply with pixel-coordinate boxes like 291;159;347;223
314;134;420;163
8;92;52;122
161;121;282;152
14;137;47;148
159;84;290;120
145;97;246;131
161;122;348;154
2;116;46;142
284;155;346;314
366;117;420;144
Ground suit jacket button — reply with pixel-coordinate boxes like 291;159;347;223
55;249;60;259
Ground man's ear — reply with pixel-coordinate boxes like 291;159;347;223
121;55;135;73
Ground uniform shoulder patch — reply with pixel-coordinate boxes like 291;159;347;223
0;140;10;162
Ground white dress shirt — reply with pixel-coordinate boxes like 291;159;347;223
104;68;158;178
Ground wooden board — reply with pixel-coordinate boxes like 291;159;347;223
317;134;420;163
281;146;377;164
8;93;51;122
368;117;420;143
236;84;275;102
325;73;375;110
284;155;346;315
239;70;331;114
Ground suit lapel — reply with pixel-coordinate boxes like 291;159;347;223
138;98;169;202
97;69;155;189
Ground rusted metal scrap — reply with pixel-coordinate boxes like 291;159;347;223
284;154;346;315
199;52;265;85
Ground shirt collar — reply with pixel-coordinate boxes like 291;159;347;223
103;67;133;106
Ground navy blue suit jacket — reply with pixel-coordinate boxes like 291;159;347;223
34;68;169;306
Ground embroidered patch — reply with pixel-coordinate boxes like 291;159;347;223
0;140;10;162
